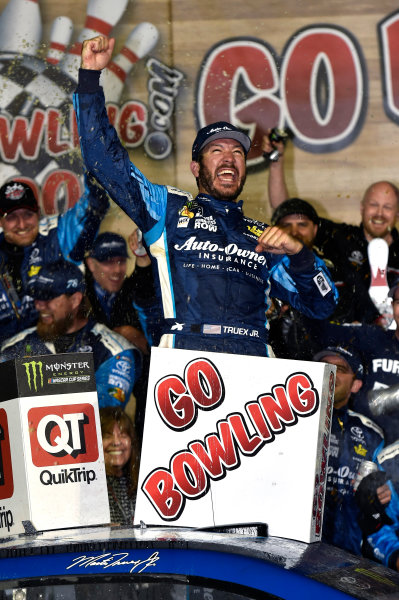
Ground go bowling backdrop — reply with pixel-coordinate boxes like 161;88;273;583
0;0;398;229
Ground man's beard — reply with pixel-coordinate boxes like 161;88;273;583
364;219;391;240
198;163;246;202
37;314;74;341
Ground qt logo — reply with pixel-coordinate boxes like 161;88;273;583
0;409;14;500
28;404;99;467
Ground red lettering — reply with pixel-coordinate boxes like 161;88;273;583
0;110;45;162
118;101;147;147
185;358;224;409
47;109;70;155
379;12;399;123
189;421;238;478
313;474;319;517
287;373;318;414
320;433;329;485
227;414;263;454
245;402;273;441
259;387;296;431
171;451;207;497
106;103;119;127
41;171;82;214
155;375;195;430
142;468;184;520
281;27;366;150
196;39;281;163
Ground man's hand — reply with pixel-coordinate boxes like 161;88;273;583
377;483;392;506
255;226;303;255
81;35;115;70
128;228;151;267
262;129;286;161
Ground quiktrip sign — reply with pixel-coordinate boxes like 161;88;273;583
135;348;334;543
0;352;109;536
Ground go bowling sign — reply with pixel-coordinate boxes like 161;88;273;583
135;348;334;543
0;353;109;536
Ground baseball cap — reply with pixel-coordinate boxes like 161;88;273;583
0;180;39;217
192;121;251;161
313;345;364;380
28;261;85;300
271;198;319;226
89;232;128;262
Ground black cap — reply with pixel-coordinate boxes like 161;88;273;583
0;180;39;217
271;198;319;226
313;345;364;380
28;261;85;301
89;232;128;262
192;121;251;161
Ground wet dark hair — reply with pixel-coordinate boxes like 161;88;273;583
100;406;139;495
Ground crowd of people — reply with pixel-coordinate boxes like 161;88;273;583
1;33;399;571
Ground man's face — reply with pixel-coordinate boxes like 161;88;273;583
361;182;399;240
276;214;318;248
191;139;247;202
0;208;39;247
320;355;361;409
86;256;127;293
35;294;76;340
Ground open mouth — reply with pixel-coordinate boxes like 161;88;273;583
217;168;236;183
40;313;52;322
107;450;123;458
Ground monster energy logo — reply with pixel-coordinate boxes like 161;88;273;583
23;361;44;392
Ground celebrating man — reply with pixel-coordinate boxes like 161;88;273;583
72;35;338;357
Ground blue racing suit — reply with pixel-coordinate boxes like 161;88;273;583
358;442;399;569
305;319;399;445
73;70;338;357
0;178;109;345
324;405;384;554
0;320;141;409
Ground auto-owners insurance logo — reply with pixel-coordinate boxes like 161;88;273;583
28;404;99;468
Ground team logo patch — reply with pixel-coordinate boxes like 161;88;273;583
313;272;331;296
180;206;194;218
349;250;364;265
178;199;198;220
177;216;190;228
247;225;263;238
28;265;41;278
354;443;367;457
194;215;217;232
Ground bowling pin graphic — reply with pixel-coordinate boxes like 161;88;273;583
368;237;394;328
46;16;73;65
101;23;160;103
0;0;42;56
59;0;129;82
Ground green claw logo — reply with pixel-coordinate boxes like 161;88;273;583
23;361;44;392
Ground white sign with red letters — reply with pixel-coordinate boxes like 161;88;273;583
0;354;110;536
135;348;335;543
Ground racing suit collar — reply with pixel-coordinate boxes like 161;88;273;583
196;193;244;214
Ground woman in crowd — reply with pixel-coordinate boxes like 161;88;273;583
100;406;140;526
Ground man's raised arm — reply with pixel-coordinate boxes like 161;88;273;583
262;131;289;209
